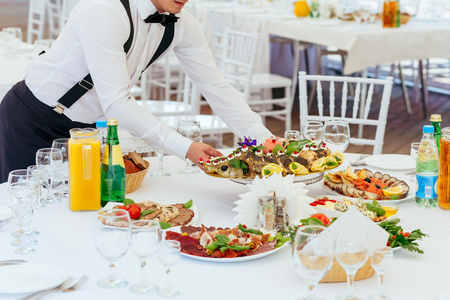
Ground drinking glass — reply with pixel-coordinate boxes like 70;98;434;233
301;121;324;142
7;182;37;254
410;142;420;161
292;225;333;300
335;231;369;300
27;165;45;209
2;27;22;58
36;148;63;204
284;130;301;141
158;240;181;297
128;220;161;294
33;39;54;57
323;119;350;153
51;138;69;198
176;120;202;174
369;247;393;300
151;151;171;177
94;209;131;288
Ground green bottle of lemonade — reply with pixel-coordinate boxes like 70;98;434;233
100;119;126;206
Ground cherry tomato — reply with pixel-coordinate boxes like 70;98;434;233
128;204;141;211
402;232;410;238
128;206;141;220
118;205;129;211
311;213;331;226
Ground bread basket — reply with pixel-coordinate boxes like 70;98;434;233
320;258;374;283
125;160;150;194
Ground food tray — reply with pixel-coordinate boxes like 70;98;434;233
229;172;324;185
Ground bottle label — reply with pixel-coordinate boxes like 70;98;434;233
416;174;438;199
103;145;125;167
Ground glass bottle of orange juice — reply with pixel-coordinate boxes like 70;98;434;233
439;127;450;210
68;128;101;211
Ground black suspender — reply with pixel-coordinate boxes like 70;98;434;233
53;0;175;114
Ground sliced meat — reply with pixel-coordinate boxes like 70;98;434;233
381;174;391;183
168;207;194;226
248;240;277;256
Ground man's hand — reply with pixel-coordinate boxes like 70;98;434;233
186;142;223;170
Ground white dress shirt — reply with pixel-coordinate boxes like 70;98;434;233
24;0;272;159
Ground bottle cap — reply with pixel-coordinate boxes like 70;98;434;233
96;120;107;128
423;125;434;134
430;114;442;122
107;119;118;126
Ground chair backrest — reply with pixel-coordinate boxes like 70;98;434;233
61;0;80;25
46;0;61;39
220;29;259;101
27;0;47;43
209;10;235;64
183;76;201;115
298;71;393;155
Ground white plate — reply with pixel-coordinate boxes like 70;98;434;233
167;227;288;263
229;172;324;185
0;205;12;221
363;154;415;171
0;264;67;294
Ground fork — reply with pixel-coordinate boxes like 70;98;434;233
349;154;369;167
61;274;90;294
18;277;74;300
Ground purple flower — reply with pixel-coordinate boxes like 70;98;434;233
238;136;257;147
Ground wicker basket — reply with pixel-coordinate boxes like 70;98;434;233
320;258;374;283
125;160;150;194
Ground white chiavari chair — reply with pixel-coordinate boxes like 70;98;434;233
61;0;80;25
26;0;47;43
299;71;394;155
209;10;235;67
46;0;62;39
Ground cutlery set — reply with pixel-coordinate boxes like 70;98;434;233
0;259;26;266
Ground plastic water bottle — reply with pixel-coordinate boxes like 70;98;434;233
96;120;107;163
416;125;439;208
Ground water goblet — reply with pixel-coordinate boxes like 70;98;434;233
52;138;69;199
36;148;63;204
301;121;324;143
94;209;131;288
335;231;369;300
285;130;301;141
128;220;161;294
369;247;393;300
176;120;202;174
2;27;22;58
410;142;420;161
151;151;171;177
323;119;350;153
33;39;54;57
7;182;37;254
158;240;181;297
292;225;333;300
27;165;45;209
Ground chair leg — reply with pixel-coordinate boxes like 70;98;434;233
398;63;412;115
308;46;321;110
418;60;428;118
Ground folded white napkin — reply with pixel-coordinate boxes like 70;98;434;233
233;173;316;226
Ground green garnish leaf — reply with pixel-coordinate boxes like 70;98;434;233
300;217;324;226
264;169;271;175
123;198;135;205
365;200;386;216
251;146;266;153
269;232;291;248
391;195;399;200
205;240;223;251
140;209;155;216
229;244;251;251
159;222;172;230
290;162;298;170
326;161;338;167
219;245;229;253
215;234;230;245
184;199;193;209
239;224;263;235
229;158;249;174
272;144;283;154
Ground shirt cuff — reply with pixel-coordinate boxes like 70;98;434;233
162;130;193;159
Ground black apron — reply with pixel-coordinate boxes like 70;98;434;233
0;81;94;183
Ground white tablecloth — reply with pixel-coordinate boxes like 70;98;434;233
0;153;449;300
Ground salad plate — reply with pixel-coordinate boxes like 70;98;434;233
0;264;67;294
363;154;415;171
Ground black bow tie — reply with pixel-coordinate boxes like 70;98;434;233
144;12;179;26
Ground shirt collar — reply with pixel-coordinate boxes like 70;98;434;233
137;0;158;21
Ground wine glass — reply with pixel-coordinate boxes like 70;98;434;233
176;120;202;174
323;119;350;153
151;151;171;177
369;247;393;300
27;165;45;209
94;209;131;288
285;130;301;141
36;148;63;204
128;220;161;294
335;231;369;300
7;182;37;254
410;142;420;161
51;138;69;199
301;121;324;142
2;27;22;58
158;240;181;297
292;225;333;300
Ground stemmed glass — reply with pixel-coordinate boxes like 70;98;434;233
158;240;181;297
94;209;131;288
151;151;171;177
369;247;393;300
323;119;350;153
36;148;63;204
2;27;22;58
128;220;161;294
292;225;333;300
335;231;369;300
285;130;301;141
51;138;69;199
301;121;324;142
27;165;45;209
176;120;202;174
7;181;37;254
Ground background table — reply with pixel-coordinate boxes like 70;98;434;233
0;153;449;300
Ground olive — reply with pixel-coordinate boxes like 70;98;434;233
375;184;381;189
364;177;371;183
221;165;228;171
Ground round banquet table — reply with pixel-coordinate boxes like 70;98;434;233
0;153;449;300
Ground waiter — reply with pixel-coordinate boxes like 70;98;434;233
0;0;273;182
